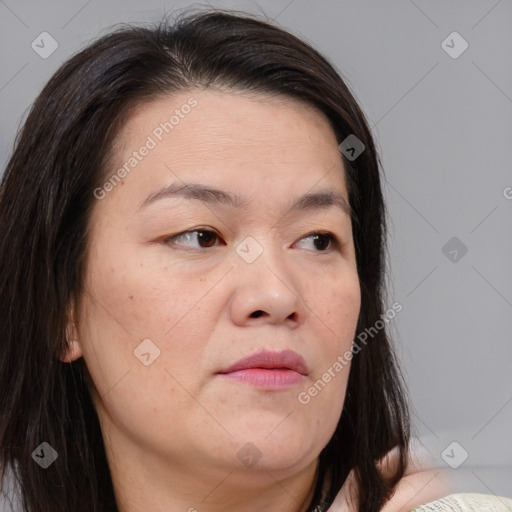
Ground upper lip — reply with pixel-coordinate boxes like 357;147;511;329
218;349;309;375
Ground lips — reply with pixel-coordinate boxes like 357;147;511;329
217;349;308;390
218;349;309;376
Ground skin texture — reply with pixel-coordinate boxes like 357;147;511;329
62;89;362;512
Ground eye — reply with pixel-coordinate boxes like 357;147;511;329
294;231;339;252
163;229;224;250
162;229;340;252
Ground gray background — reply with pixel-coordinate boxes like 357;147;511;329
1;0;511;504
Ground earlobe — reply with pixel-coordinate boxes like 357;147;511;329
60;333;83;362
60;304;83;363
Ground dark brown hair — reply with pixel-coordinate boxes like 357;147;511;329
0;8;410;512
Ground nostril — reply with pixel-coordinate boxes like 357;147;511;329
250;310;264;318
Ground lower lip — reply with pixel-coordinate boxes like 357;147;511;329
219;369;304;390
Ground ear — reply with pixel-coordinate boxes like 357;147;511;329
60;300;83;363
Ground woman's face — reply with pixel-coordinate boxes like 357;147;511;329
65;89;361;490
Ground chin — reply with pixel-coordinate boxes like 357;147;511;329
222;428;322;474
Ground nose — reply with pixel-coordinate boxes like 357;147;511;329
228;238;307;328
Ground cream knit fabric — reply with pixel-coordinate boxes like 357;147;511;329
408;493;512;511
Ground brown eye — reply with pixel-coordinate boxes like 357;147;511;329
295;232;338;252
164;229;223;249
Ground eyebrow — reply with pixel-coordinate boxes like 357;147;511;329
138;182;352;218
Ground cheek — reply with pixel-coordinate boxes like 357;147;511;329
77;263;213;448
309;264;361;352
82;231;212;343
296;267;360;416
77;232;230;407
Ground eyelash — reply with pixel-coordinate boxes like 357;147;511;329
161;228;341;253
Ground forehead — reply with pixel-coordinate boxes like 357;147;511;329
112;88;341;166
102;89;348;215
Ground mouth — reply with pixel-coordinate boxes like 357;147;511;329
217;349;308;390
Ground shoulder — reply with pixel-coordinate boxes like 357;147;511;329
378;440;455;512
329;440;456;512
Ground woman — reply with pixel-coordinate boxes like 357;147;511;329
0;8;506;512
